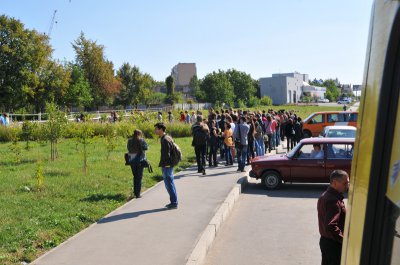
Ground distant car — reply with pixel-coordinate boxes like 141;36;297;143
249;138;354;189
318;98;330;103
337;99;351;104
319;125;357;138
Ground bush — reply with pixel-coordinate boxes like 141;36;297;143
234;99;245;108
260;96;273;106
247;96;260;107
0;117;193;143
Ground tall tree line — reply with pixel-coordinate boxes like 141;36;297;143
1;15;264;112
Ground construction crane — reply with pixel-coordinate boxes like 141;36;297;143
47;10;57;38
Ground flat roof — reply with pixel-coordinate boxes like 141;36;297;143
312;111;358;114
324;126;357;130
300;137;355;144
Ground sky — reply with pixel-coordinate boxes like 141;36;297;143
2;0;373;84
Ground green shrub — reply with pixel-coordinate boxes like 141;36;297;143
0;126;16;142
247;96;260;107
260;96;273;106
0;117;193;143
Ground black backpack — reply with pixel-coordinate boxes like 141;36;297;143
170;142;182;166
193;128;209;146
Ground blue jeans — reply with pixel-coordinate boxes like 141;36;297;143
271;132;276;149
276;130;281;146
225;146;233;164
162;167;178;205
255;138;264;156
237;145;248;171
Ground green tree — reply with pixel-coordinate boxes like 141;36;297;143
253;79;261;98
147;92;166;105
189;75;201;100
33;60;71;112
44;102;67;161
166;75;175;95
76;123;94;174
247;96;260;107
260;96;273;106
226;69;257;104
72;32;121;107
138;73;155;106
165;75;177;104
0;15;53;111
116;63;155;108
323;79;340;102
200;71;235;106
64;64;93;109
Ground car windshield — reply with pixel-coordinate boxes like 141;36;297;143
327;129;356;138
287;144;301;158
304;113;315;123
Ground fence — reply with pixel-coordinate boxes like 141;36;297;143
7;103;213;124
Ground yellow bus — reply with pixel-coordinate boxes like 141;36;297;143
342;1;400;264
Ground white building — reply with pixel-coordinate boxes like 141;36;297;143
260;72;326;104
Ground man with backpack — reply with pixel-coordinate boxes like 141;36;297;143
191;116;210;175
154;122;179;209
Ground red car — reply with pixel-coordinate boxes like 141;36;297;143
249;138;354;189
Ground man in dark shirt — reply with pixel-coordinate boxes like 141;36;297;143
154;122;178;209
317;170;349;265
191;116;209;175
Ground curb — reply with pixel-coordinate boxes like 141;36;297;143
185;174;249;265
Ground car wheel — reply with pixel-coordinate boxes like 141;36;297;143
262;171;282;190
303;130;311;138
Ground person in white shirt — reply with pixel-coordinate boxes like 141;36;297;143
190;111;197;124
310;144;324;159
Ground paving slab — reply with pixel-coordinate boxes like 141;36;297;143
32;163;248;265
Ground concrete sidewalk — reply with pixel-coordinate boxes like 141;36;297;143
31;162;249;265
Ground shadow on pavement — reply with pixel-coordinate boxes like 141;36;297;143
81;193;126;202
243;182;329;199
97;208;168;223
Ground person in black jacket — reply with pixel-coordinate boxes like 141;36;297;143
285;118;296;151
154;123;178;209
294;117;304;144
208;120;219;167
191;116;210;175
127;129;148;198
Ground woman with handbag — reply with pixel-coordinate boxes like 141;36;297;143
127;129;148;198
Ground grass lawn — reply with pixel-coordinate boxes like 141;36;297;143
0;104;345;264
0;136;196;265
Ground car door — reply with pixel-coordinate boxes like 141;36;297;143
306;113;325;136
289;143;326;182
324;142;353;179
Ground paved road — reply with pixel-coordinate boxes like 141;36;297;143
204;179;347;265
32;164;248;265
317;101;360;108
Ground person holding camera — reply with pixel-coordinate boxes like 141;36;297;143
127;129;148;198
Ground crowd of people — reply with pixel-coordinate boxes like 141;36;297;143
187;108;305;175
125;107;306;204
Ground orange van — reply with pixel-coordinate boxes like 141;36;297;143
302;111;358;137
